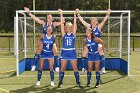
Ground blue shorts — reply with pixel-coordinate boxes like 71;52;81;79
61;50;77;60
40;50;54;59
88;52;100;62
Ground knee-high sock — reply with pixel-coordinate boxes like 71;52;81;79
74;71;80;84
87;71;92;84
59;71;64;83
50;70;54;81
33;53;40;66
96;71;100;83
101;55;105;68
54;55;60;67
37;70;42;81
81;57;86;69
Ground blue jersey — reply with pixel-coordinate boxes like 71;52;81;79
62;33;75;49
90;25;101;38
61;33;77;60
86;37;98;54
42;34;55;52
42;22;55;34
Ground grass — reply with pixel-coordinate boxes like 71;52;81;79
0;51;140;93
0;33;140;93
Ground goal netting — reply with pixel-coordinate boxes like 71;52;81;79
15;10;130;76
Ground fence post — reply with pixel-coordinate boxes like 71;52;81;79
9;37;10;51
133;36;134;51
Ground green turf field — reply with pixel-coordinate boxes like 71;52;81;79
0;33;140;93
0;51;140;93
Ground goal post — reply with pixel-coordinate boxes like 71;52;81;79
15;10;130;76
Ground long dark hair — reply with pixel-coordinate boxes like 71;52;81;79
46;25;54;35
45;13;53;22
86;27;94;41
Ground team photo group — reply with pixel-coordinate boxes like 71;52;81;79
24;7;111;88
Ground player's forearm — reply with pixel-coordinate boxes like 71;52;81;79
28;13;43;25
73;13;77;34
60;13;65;36
54;22;61;27
77;14;89;28
98;14;110;31
103;14;110;24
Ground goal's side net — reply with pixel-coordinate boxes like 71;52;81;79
15;10;130;76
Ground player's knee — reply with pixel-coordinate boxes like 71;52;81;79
50;66;54;71
95;66;99;72
73;67;78;72
99;51;104;55
37;39;42;45
82;51;88;57
82;54;86;57
88;67;92;72
61;66;66;72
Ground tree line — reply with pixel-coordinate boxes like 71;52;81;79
0;0;139;33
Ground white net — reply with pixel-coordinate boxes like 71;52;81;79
15;10;130;75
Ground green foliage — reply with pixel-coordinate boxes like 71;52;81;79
0;0;140;32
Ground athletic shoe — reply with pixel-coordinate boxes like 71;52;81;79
101;67;106;74
95;82;100;88
31;65;36;71
77;83;83;88
86;83;91;87
36;81;40;86
57;82;62;88
50;81;54;86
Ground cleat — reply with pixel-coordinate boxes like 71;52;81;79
101;67;106;74
50;81;54;86
36;81;40;86
57;82;62;88
77;83;83;88
86;83;91;87
31;65;36;71
95;82;100;88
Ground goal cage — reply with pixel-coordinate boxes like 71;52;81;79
14;10;130;76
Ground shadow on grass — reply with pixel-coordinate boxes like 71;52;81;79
100;70;126;84
10;85;99;93
0;72;16;80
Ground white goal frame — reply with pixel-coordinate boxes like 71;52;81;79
15;10;130;76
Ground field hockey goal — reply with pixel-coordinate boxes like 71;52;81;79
14;10;130;76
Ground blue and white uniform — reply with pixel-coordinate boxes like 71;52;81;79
90;25;103;48
61;33;77;60
86;37;100;62
90;25;100;38
40;34;55;58
42;22;55;34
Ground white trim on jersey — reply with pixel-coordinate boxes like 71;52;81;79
62;48;76;50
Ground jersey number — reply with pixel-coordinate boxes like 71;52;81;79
90;46;93;52
46;44;49;49
67;39;72;46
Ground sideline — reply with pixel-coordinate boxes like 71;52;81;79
0;87;9;93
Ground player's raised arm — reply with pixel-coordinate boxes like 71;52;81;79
53;22;61;27
58;9;65;37
24;7;45;26
73;12;77;37
98;9;111;31
75;8;90;28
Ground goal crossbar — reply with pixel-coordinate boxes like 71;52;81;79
17;10;130;14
